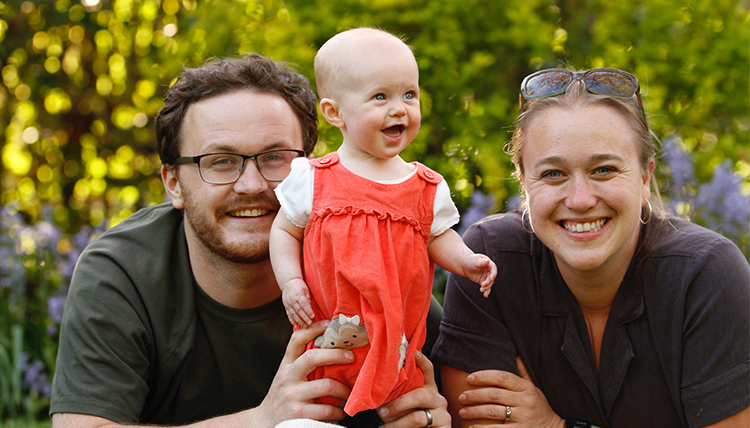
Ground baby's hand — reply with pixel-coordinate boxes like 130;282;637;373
463;253;497;298
281;279;316;327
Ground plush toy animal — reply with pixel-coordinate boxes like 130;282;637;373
314;314;370;349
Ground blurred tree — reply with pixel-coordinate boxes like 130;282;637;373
0;0;748;232
1;0;748;420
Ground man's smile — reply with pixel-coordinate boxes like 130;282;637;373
228;208;270;218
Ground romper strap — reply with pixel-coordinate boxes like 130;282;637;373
415;162;442;184
310;152;339;168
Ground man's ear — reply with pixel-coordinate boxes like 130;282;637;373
161;164;185;209
320;98;344;128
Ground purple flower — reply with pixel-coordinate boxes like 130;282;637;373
47;294;67;324
505;194;524;212
661;135;697;210
693;160;750;241
31;220;63;253
20;353;52;397
56;225;103;280
457;190;496;236
57;249;80;280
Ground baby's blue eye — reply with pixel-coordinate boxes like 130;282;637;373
374;94;386;100
405;93;413;99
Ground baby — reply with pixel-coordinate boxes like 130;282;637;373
270;27;496;416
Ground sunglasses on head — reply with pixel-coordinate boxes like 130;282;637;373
519;68;645;119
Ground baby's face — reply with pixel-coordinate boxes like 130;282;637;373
334;44;421;161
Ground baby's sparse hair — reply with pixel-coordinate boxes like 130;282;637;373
314;27;413;99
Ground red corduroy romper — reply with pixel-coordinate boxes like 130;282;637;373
303;152;441;416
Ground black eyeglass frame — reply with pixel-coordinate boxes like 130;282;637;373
519;68;645;120
173;149;306;184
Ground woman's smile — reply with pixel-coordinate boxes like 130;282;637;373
561;218;608;233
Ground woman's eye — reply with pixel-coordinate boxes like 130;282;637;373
542;170;563;179
594;166;616;175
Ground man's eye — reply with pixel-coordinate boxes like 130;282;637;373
207;156;239;169
260;154;285;165
542;170;562;179
213;158;234;166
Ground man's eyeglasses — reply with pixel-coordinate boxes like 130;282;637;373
519;68;644;119
174;149;305;184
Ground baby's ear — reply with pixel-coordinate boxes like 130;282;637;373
320;98;344;128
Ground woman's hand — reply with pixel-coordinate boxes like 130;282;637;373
377;351;451;428
443;358;564;428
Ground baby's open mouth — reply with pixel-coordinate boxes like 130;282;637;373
382;125;405;137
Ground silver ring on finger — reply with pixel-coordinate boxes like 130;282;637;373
423;408;433;427
502;405;511;424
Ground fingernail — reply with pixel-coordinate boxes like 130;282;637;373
459;393;467;402
344;351;354;361
415;350;423;358
466;374;475;382
459;408;467;416
378;407;389;418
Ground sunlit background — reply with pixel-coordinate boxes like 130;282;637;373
0;0;748;422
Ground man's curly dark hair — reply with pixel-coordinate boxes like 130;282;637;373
155;53;318;165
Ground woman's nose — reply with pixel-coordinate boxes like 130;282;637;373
565;175;597;212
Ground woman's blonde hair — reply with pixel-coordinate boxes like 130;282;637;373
505;79;667;219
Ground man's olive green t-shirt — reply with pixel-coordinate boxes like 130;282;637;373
51;203;442;425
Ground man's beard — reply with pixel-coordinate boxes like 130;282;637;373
181;187;272;265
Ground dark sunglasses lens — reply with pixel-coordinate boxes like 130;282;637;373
586;72;636;97
524;72;572;98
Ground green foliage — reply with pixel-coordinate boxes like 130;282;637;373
0;420;51;428
0;0;748;422
0;326;49;422
1;0;747;230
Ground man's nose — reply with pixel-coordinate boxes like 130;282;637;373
232;160;269;195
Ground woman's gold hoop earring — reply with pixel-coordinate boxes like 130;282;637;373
639;200;653;225
521;208;535;234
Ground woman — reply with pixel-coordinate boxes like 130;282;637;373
432;68;750;427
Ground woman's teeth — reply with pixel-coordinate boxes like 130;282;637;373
563;219;606;233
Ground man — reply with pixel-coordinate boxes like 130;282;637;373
50;54;447;428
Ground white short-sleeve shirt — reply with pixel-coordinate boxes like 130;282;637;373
275;157;460;236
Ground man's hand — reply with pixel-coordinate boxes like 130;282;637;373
377;351;451;428
256;320;355;426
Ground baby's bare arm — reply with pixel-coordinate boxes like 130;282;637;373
270;210;315;326
428;229;497;297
